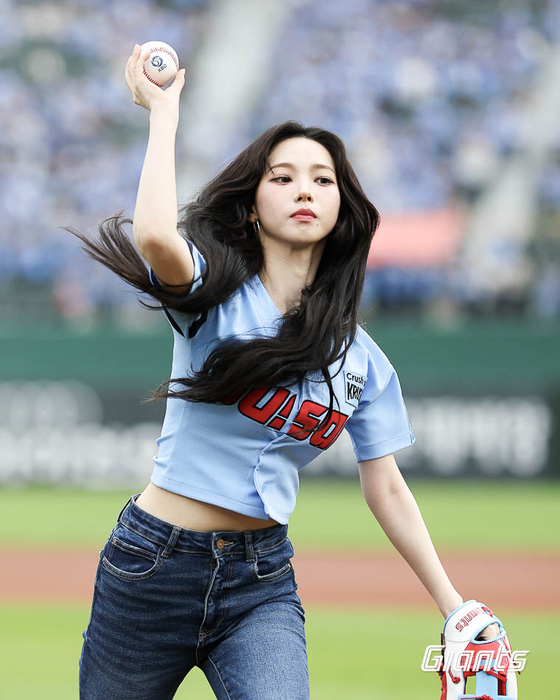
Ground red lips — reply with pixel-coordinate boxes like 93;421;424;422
291;208;317;218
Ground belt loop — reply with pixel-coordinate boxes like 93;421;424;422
162;526;181;559
116;493;136;524
244;531;255;562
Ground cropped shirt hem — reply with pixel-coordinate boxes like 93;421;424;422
150;472;273;522
352;431;416;462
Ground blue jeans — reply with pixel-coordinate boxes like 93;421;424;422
79;493;309;699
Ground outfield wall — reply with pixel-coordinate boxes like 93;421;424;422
2;320;558;484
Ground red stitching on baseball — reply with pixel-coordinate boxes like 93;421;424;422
142;67;168;87
145;47;179;69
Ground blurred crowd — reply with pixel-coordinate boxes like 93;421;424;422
2;0;560;328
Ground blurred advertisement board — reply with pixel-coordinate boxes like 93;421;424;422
0;380;556;487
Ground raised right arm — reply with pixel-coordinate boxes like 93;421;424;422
125;44;194;295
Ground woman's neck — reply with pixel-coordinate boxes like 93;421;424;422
259;241;325;315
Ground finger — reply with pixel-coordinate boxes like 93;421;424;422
125;47;138;76
136;49;152;71
124;67;133;94
131;44;144;69
125;58;135;92
167;68;186;92
125;53;134;75
134;53;151;84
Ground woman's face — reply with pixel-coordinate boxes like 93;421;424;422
250;137;341;252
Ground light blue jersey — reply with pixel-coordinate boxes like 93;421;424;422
149;241;415;524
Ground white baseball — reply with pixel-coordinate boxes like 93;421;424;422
140;41;179;87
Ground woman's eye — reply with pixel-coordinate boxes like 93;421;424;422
271;176;334;185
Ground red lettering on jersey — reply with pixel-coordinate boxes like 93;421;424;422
287;400;326;441
230;385;349;451
268;394;296;430
309;410;349;449
238;386;290;425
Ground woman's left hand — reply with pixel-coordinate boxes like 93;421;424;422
476;622;500;640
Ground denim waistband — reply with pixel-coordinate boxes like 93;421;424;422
115;492;289;560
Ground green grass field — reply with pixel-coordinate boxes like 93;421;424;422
0;480;558;698
0;604;550;699
1;479;559;552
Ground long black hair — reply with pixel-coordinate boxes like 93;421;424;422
65;121;380;435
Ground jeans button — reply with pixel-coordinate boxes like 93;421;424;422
216;538;225;549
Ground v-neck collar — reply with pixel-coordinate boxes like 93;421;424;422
252;273;284;318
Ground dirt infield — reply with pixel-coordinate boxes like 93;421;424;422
1;547;558;609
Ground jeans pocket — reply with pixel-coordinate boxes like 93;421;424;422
101;524;163;581
251;537;294;582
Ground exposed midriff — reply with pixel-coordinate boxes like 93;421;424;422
134;481;280;532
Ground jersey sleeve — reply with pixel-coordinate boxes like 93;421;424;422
345;341;415;462
149;239;207;337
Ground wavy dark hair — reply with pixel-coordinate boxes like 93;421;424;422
65;121;380;435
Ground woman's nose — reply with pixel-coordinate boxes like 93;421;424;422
296;192;313;202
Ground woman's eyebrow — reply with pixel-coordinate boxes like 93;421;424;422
268;162;335;174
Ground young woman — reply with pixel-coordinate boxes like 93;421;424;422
71;44;499;699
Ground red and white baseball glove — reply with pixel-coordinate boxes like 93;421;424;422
438;599;519;700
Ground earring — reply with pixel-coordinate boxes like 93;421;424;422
252;219;261;239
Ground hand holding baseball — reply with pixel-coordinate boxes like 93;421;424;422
125;43;185;113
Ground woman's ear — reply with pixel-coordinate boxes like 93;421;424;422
248;206;257;223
